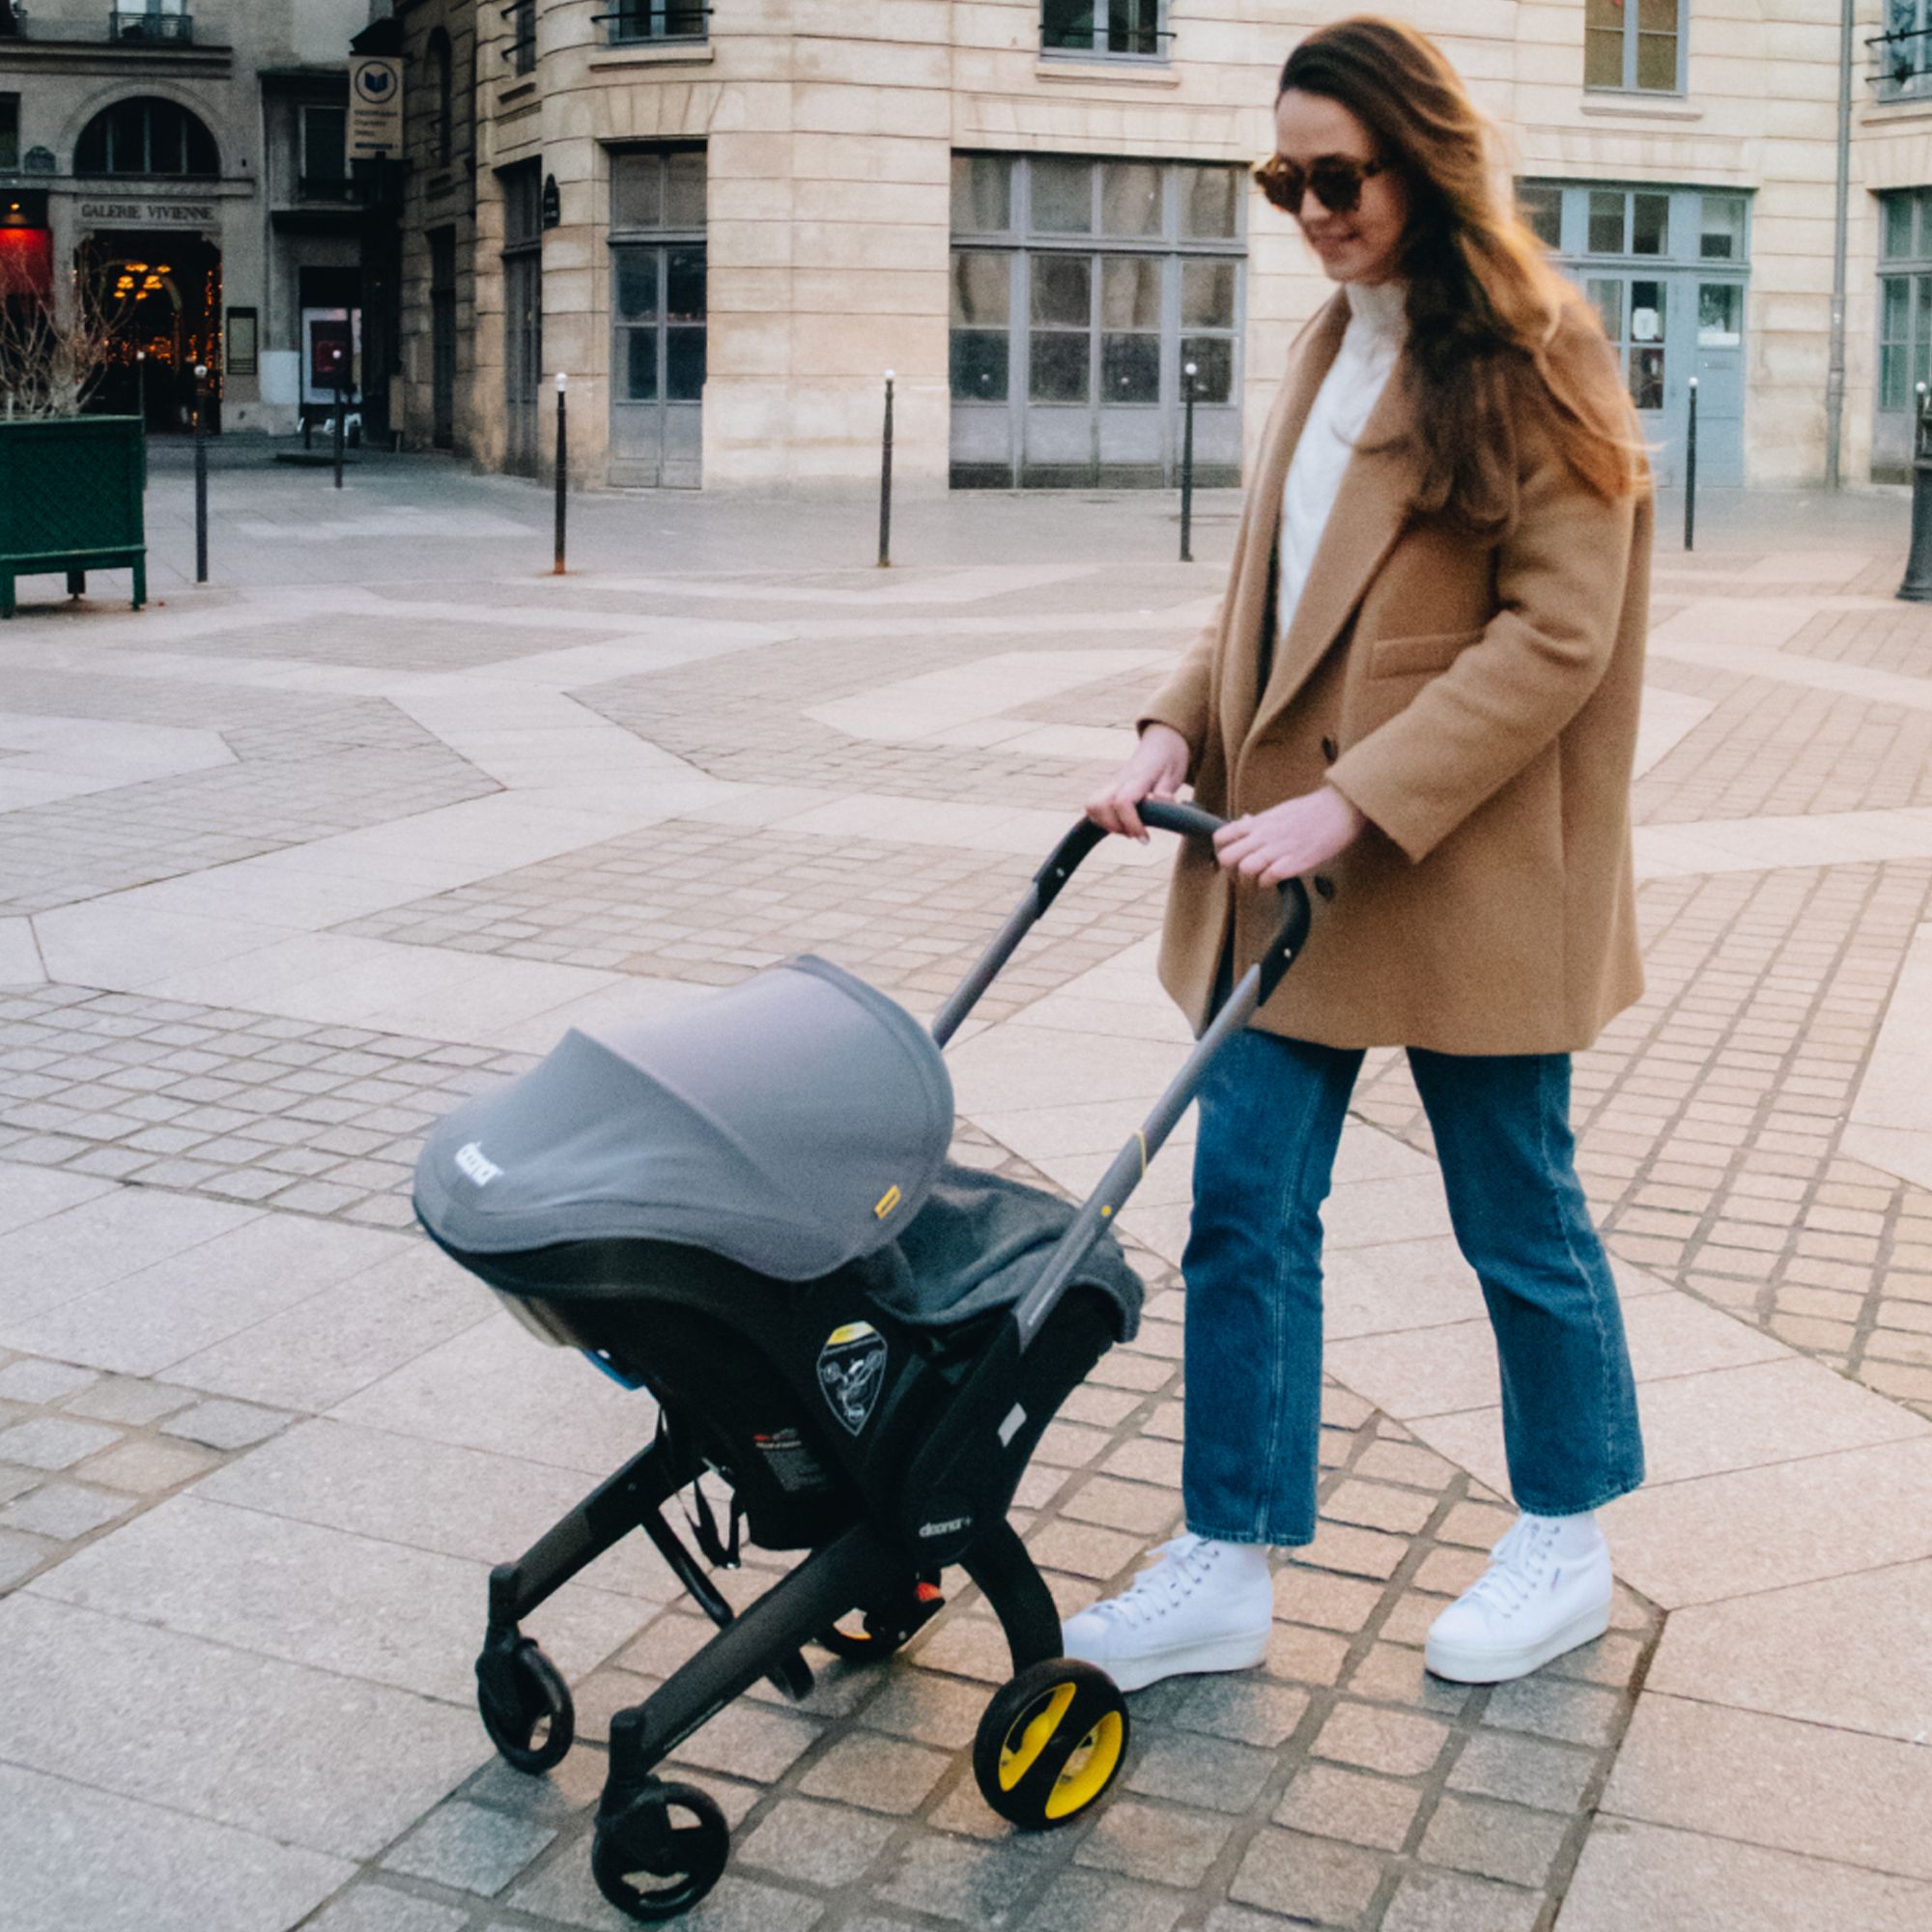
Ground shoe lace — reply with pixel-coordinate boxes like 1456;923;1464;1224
1462;1517;1560;1619
1086;1534;1216;1632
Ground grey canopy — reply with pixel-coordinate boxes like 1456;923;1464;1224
414;957;954;1280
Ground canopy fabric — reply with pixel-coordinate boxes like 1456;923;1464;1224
414;957;955;1281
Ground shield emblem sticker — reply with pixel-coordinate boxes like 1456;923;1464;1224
817;1321;887;1436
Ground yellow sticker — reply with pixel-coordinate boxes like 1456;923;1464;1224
827;1321;878;1348
874;1184;902;1220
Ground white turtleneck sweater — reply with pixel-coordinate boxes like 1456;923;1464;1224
1277;278;1407;641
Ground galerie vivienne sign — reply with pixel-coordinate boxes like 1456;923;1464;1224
78;201;216;224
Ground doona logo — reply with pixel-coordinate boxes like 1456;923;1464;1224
454;1142;502;1187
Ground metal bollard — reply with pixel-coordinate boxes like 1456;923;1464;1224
554;371;568;575
332;357;347;491
1900;383;1932;602
1683;376;1698;553
1180;361;1198;564
193;363;210;585
877;370;895;569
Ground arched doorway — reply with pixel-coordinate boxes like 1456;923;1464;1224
80;231;222;431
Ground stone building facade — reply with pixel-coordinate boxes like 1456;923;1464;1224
382;3;1932;494
0;0;384;434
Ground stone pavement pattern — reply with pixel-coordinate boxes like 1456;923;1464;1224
1;466;1930;1931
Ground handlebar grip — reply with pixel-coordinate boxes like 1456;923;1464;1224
1133;800;1227;843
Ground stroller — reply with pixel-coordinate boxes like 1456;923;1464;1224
413;803;1312;1921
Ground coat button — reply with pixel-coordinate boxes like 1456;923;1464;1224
1314;875;1336;900
1321;736;1338;761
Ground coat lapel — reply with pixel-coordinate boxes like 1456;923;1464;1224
1245;321;1428;752
1217;295;1350;750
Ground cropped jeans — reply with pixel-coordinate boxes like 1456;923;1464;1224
1180;1030;1645;1548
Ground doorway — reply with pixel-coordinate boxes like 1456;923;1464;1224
607;146;705;488
500;161;543;477
79;230;221;431
430;226;456;449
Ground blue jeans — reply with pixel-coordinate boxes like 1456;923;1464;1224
1180;1030;1645;1547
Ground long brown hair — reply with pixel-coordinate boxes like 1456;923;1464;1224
1276;17;1647;525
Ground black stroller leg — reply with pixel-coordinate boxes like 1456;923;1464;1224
962;1519;1063;1674
478;1438;684;1776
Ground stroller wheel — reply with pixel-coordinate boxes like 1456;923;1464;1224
476;1637;576;1774
592;1780;729;1921
973;1658;1129;1831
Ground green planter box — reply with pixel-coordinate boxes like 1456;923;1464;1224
0;415;148;619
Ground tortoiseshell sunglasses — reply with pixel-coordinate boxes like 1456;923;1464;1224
1253;153;1387;217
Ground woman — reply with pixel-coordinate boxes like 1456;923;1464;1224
1067;16;1650;1690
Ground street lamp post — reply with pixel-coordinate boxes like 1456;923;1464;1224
554;371;568;575
192;363;210;584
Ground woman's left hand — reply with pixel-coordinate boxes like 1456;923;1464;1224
1213;787;1367;886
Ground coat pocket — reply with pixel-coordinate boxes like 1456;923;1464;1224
1366;626;1487;680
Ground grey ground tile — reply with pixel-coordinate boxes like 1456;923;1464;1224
1313;1701;1451;1778
0;1594;486;1860
305;1887;471;1932
1125;1727;1276;1814
666;1697;826;1784
854;1666;990;1749
1418;1792;1571;1889
1274;1763;1425;1854
195;1419;677;1601
0;1463;40;1504
735;1797;899;1888
76;1435;218;1492
506;1854;824;1932
872;1826;1050;1920
0;1525;57;1585
1445;1729;1599;1814
1024;1868;1186;1932
797;1732;952;1813
1228;1827;1387;1926
29;1493;645;1702
0;1480;133;1540
462;1746;608;1823
59;1375;198;1425
0;1357;99;1404
1167;1672;1312;1748
1074;1795;1234;1887
1378;1866;1543;1932
0;1758;352;1932
0;1413;121;1470
381;1798;557;1895
160;1397;297;1450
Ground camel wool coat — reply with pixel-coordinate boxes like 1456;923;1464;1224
1138;292;1652;1056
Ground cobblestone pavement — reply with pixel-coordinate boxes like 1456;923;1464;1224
2;463;1931;1932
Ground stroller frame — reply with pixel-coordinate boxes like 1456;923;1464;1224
469;804;1312;1919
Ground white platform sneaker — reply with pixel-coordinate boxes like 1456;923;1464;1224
1060;1533;1274;1693
1424;1512;1613;1685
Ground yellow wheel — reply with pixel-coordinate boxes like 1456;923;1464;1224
972;1658;1129;1830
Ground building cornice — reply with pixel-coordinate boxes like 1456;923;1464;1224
0;36;232;77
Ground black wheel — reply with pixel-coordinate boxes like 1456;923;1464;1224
476;1637;575;1775
820;1576;945;1663
973;1658;1129;1831
592;1781;730;1922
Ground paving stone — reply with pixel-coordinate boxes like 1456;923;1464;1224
76;1435;218;1492
1274;1762;1424;1853
668;1699;825;1784
0;1480;133;1540
872;1828;1051;1920
1446;1729;1599;1813
1167;1673;1311;1748
303;1887;470;1932
1313;1702;1452;1778
1125;1728;1277;1813
0;1357;99;1404
60;1376;198;1425
735;1797;899;1888
859;1667;993;1749
0;1525;56;1585
0;1414;121;1469
1418;1792;1571;1888
1228;1827;1386;1926
1024;1868;1186;1932
1378;1866;1543;1932
1074;1795;1234;1886
1344;1640;1473;1715
381;1799;557;1895
1482;1673;1627;1748
506;1854;825;1932
797;1733;952;1813
160;1398;297;1450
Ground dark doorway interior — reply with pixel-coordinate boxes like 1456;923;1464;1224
82;230;222;431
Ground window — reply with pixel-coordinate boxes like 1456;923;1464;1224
0;95;16;173
1879;189;1932;412
301;104;348;193
609;150;706;406
508;0;536;75
1873;2;1932;101
74;98;219;178
1584;0;1685;95
1041;1;1168;62
110;2;193;45
604;2;708;44
1520;184;1563;249
430;28;454;165
226;307;258;376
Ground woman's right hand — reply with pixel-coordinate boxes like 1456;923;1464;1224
1087;724;1191;841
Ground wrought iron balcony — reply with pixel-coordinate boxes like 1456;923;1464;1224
109;9;194;43
1869;27;1932;101
506;0;536;73
596;3;709;45
1040;1;1170;62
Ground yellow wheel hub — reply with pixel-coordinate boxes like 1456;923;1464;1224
995;1683;1126;1822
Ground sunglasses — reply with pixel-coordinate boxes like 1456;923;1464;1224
1253;153;1386;217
